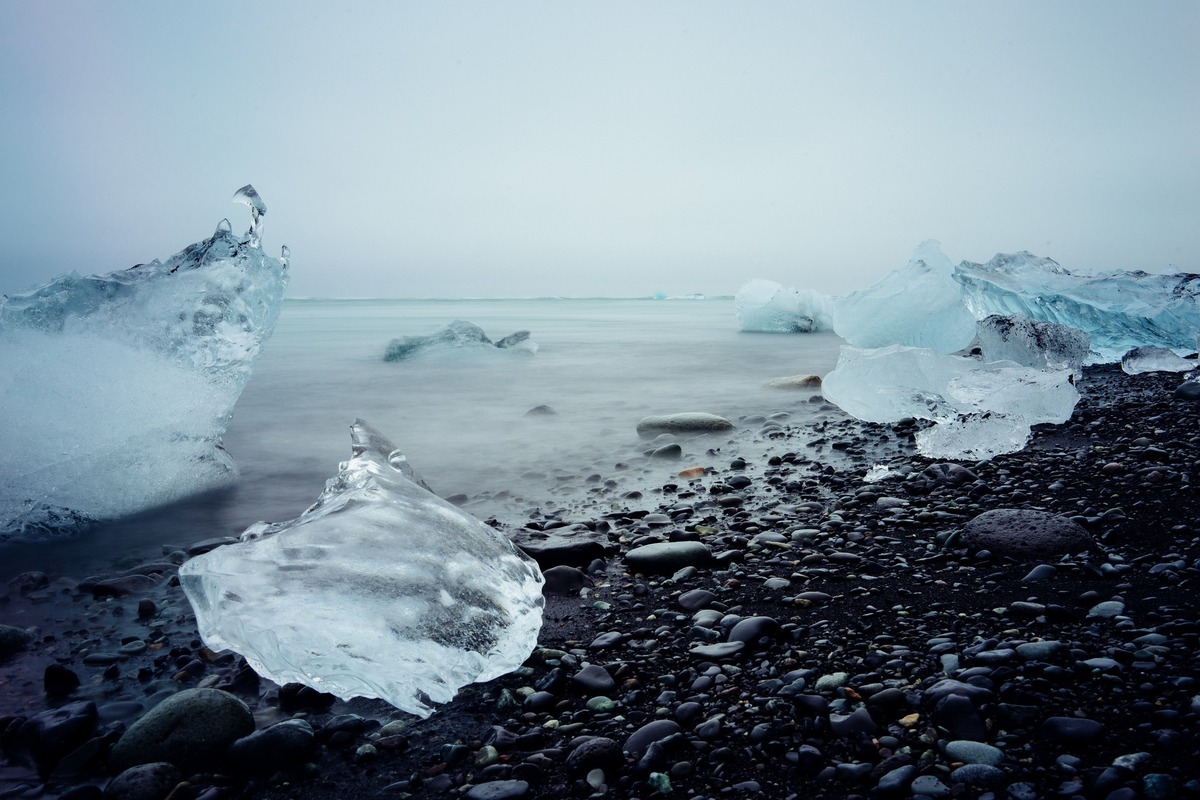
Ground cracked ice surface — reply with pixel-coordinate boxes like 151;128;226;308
954;252;1200;363
0;187;288;540
822;344;1079;460
179;420;545;718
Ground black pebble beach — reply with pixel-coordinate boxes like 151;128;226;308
2;364;1199;800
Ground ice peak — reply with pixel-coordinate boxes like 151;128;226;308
214;218;232;236
232;184;266;246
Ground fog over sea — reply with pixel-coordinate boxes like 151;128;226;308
1;296;844;580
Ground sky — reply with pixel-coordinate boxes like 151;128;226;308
0;2;1197;299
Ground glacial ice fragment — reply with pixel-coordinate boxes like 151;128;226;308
178;419;545;718
734;279;832;333
822;344;1078;460
953;252;1200;363
831;240;977;352
1121;346;1195;375
0;187;288;540
383;320;538;361
975;314;1090;374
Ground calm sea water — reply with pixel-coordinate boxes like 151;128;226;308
2;297;844;579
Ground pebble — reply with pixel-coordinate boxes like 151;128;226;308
103;762;182;800
626;541;714;573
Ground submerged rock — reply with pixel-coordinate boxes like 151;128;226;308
179;419;545;717
636;413;735;438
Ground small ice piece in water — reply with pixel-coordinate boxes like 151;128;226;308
735;279;832;333
1121;346;1195;375
0;186;288;540
822;344;1078;460
831;240;977;353
384;320;538;361
975;314;1090;375
954;252;1200;363
179;419;545;718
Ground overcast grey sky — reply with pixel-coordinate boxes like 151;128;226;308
1;2;1196;299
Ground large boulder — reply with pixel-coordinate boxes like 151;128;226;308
960;509;1090;557
109;688;254;774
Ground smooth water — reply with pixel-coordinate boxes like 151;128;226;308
2;297;844;579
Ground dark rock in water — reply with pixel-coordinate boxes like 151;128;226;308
541;565;589;595
512;526;613;568
623;720;681;758
278;683;336;713
524;404;556;417
0;623;33;656
636;413;735;438
650;443;683;459
109;688;254;773
923;462;978;486
626;541;714;573
103;762;182;800
8;571;49;594
226;719;315;776
961;508;1090;557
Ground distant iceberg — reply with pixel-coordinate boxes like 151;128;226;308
954;253;1200;363
735;279;832;333
180;419;545;718
0;186;288;541
384;320;538;361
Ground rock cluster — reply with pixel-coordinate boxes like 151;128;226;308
1;364;1198;800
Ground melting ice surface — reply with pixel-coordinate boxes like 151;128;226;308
384;319;538;361
831;240;977;353
954;253;1200;363
735;279;832;333
1121;346;1195;375
0;186;288;541
179;420;545;718
822;343;1079;460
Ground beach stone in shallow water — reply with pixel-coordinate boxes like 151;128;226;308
636;413;735;438
960;508;1090;557
110;688;254;773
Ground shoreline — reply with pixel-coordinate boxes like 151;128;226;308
2;363;1199;799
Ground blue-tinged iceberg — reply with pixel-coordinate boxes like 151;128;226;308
735;279;832;333
0;186;288;541
822;341;1079;460
831;240;977;353
179;419;545;718
953;253;1200;363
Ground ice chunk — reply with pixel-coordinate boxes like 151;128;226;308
831;241;977;352
735;279;832;333
954;252;1200;363
0;187;288;540
822;344;1078;459
975;314;1090;374
179;419;545;718
1121;346;1196;375
383;320;538;361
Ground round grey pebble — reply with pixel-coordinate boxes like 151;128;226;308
961;508;1090;557
110;688;254;773
103;762;182;800
464;779;530;800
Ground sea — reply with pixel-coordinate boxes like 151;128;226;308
1;297;846;581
